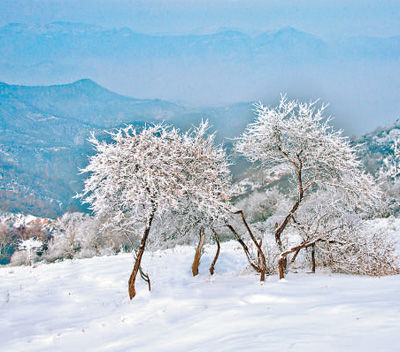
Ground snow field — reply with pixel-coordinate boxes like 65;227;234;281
1;241;400;351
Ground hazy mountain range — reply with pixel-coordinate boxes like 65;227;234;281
1;22;399;133
1;22;398;63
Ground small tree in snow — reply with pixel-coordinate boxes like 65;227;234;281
80;124;188;298
80;121;233;299
235;96;380;278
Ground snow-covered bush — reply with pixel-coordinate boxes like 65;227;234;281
10;238;43;266
44;212;128;263
45;213;95;261
275;189;398;276
315;218;399;275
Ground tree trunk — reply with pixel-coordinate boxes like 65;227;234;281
310;244;316;273
128;209;155;300
192;227;205;276
258;239;265;281
274;159;304;250
257;239;263;267
278;257;286;279
278;237;321;279
209;229;220;275
274;198;301;250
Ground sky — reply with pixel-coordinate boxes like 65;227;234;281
1;0;399;38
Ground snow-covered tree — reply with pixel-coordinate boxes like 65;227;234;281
377;136;400;215
235;96;381;278
179;122;233;275
11;238;43;266
80;121;233;299
381;138;400;180
44;212;118;262
80;124;185;298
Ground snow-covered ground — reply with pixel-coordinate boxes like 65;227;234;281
1;241;400;352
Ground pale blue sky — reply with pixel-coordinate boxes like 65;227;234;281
1;0;399;38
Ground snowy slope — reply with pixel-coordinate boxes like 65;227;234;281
1;241;400;352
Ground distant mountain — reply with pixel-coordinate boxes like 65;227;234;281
0;23;325;62
1;23;397;65
0;79;254;217
0;79;188;127
1;22;399;134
